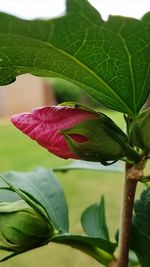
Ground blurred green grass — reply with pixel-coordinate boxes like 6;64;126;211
0;111;145;267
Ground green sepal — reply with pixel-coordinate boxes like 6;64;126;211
61;108;139;164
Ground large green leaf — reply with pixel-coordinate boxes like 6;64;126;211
131;188;150;267
0;0;150;115
0;167;69;232
81;196;109;240
50;234;116;265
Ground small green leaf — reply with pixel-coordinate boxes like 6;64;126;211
131;188;150;267
0;0;150;114
81;196;109;240
0;167;69;232
50;234;116;265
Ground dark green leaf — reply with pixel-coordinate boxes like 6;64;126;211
81;196;109;240
131;188;150;267
0;167;69;232
50;234;116;265
0;0;150;114
53;160;123;172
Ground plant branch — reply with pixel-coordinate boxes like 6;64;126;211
117;161;144;267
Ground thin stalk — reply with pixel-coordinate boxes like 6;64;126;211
117;161;144;267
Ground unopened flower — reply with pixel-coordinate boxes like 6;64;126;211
0;200;54;252
11;104;97;160
11;103;131;164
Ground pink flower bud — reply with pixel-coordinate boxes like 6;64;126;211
11;105;97;159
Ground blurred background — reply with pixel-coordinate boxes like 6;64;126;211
0;1;150;267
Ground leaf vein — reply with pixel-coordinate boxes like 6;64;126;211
117;30;136;112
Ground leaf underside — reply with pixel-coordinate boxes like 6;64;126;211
0;0;150;115
50;234;116;265
0;167;69;232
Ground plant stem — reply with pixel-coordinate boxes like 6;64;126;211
117;162;143;267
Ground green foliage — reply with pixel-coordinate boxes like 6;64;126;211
131;188;150;267
0;0;150;115
0;168;69;232
50;234;116;266
81;196;109;240
0;200;53;252
0;168;116;265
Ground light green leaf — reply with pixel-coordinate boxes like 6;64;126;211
131;188;150;267
50;234;116;265
53;160;123;172
81;196;109;240
0;0;150;114
0;189;19;202
0;167;69;232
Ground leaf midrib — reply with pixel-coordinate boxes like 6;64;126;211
117;22;150;113
117;32;136;113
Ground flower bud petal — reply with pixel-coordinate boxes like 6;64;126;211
11;105;97;159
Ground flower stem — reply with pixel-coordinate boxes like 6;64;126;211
117;161;143;267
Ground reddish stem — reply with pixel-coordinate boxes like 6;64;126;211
117;163;138;267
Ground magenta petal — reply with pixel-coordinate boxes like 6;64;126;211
11;105;96;159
